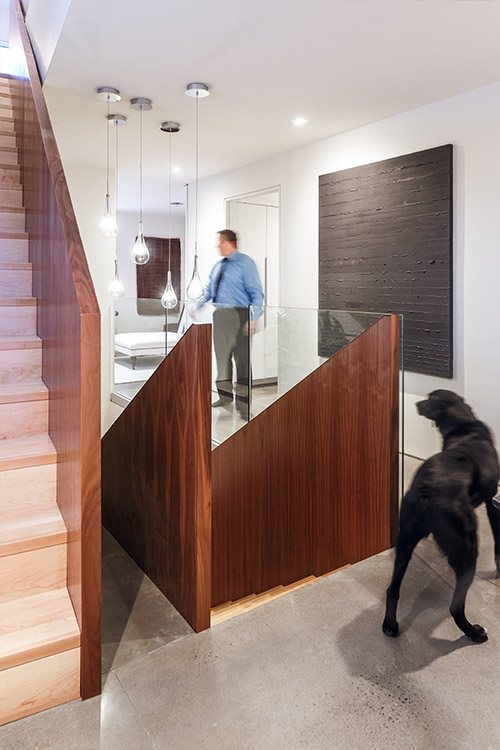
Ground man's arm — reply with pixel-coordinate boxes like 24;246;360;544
242;256;264;333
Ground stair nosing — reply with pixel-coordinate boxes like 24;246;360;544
0;207;25;214
0;382;48;404
0;335;41;349
0;261;32;269
0;298;37;306
0;435;57;472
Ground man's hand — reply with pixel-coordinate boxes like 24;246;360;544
242;320;258;336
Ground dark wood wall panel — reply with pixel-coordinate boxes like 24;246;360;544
10;0;102;699
319;146;453;377
212;315;399;607
137;237;181;299
102;324;212;632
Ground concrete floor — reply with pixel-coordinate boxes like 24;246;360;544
2;458;500;749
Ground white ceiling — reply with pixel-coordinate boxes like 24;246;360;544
43;0;500;212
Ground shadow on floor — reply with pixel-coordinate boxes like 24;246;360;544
101;527;192;684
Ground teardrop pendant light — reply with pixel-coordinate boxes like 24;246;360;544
107;114;127;298
130;97;152;265
185;82;210;301
97;86;120;239
160;122;180;310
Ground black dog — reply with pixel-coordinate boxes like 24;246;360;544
383;390;500;643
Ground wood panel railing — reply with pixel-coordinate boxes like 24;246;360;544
101;324;212;632
211;315;399;606
9;0;101;699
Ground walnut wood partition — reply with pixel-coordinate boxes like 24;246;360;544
9;0;101;699
101;324;212;632
212;315;399;606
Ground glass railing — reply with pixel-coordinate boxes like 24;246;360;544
111;299;404;492
112;297;188;405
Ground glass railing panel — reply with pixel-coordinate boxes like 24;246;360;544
112;297;187;406
248;306;387;418
204;303;251;445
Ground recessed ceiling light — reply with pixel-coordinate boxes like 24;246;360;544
293;117;308;126
172;166;180;173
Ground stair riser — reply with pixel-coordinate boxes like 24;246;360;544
0;150;18;166
0;463;56;504
0;237;28;260
0;247;28;262
0;166;20;184
0;648;80;726
0;118;14;132
0;347;41;384
0;134;16;149
0;544;66;603
0;212;24;230
0;306;36;336
0;187;23;207
0;269;31;296
0;400;48;440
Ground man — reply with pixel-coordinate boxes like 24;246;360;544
201;229;264;417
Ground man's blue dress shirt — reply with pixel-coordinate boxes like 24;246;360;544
202;251;264;315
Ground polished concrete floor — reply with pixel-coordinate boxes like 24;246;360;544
2;458;500;749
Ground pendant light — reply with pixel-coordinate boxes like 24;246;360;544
107;114;127;298
97;86;120;239
185;82;210;301
160;122;180;310
130;97;153;265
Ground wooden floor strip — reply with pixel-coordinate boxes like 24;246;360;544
211;565;351;626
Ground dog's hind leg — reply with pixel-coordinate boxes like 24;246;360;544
449;563;487;642
485;498;500;574
435;509;487;643
382;531;420;638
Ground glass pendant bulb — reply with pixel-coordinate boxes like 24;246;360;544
186;255;204;301
161;270;177;309
131;220;150;265
107;260;125;298
99;194;118;239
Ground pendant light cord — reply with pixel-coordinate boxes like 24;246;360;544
168;131;172;272
115;119;119;268
194;90;198;259
139;105;143;224
106;95;110;197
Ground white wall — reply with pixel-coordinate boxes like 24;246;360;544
62;162;120;434
189;83;500;459
25;0;71;81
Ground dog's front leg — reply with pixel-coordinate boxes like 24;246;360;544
485;497;500;574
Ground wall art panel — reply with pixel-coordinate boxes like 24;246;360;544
319;145;453;377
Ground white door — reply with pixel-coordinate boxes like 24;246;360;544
227;190;279;382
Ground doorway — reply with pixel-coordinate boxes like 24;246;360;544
225;188;280;388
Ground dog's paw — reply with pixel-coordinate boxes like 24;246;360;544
382;621;399;638
468;624;488;643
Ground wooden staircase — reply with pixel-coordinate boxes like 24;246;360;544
0;75;80;726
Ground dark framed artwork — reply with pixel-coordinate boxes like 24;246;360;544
318;145;453;377
136;237;181;315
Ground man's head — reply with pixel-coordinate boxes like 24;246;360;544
218;229;238;257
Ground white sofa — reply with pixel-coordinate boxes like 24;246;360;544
114;331;183;368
